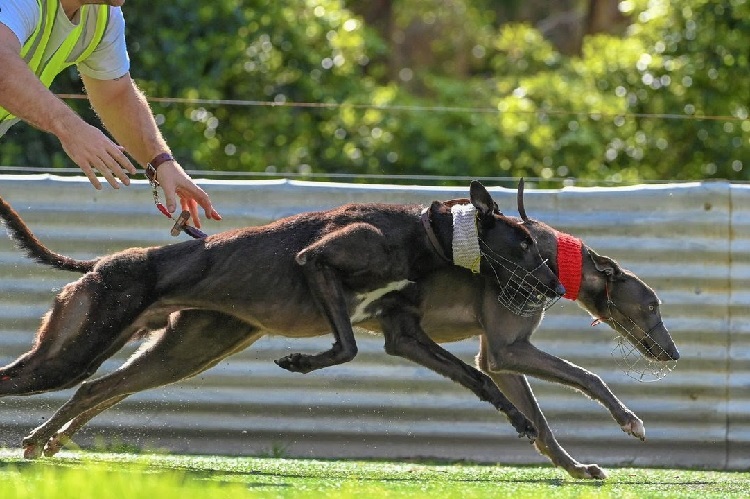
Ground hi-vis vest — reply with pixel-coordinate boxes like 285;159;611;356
0;0;110;123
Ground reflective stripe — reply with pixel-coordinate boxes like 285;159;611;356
0;1;109;123
21;0;56;70
70;6;109;65
38;5;90;87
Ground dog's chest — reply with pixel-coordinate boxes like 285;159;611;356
349;279;413;323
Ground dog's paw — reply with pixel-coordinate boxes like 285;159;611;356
275;353;314;374
22;441;42;460
621;417;646;441
567;463;608;480
43;434;71;457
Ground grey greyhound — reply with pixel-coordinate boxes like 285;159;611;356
0;181;564;459
346;181;679;479
406;182;680;479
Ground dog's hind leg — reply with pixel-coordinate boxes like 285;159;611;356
376;302;536;440
22;309;261;459
0;271;150;396
42;395;127;457
476;338;607;479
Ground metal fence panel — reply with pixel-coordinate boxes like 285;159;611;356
0;176;742;470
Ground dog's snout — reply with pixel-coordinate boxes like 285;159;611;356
667;344;680;361
554;282;566;297
650;323;679;361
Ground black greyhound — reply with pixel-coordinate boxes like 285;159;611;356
0;181;564;459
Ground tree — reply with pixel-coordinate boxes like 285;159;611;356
1;0;747;184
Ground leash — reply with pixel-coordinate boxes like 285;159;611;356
145;153;207;240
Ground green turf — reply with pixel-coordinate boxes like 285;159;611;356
0;450;748;498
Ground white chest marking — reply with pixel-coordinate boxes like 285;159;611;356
350;279;412;323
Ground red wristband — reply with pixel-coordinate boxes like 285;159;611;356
145;152;174;184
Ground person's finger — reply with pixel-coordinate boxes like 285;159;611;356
98;148;134;186
179;197;200;227
79;164;103;190
104;155;132;186
115;146;138;175
188;199;201;228
162;185;177;214
191;188;221;222
95;162;121;189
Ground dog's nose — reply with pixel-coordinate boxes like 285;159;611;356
554;282;566;297
668;345;680;361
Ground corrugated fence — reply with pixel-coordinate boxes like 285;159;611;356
0;175;745;471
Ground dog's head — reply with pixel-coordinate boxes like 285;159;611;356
468;181;565;305
515;178;679;364
580;249;680;362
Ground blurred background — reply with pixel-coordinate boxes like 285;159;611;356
0;0;747;186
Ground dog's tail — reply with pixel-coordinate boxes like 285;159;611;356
0;195;97;273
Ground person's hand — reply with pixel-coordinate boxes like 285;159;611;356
153;160;222;228
56;118;137;189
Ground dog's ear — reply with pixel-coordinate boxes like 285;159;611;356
470;181;499;217
588;248;623;280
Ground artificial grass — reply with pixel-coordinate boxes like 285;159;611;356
0;450;747;498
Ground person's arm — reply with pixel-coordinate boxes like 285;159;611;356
0;23;136;189
82;73;221;226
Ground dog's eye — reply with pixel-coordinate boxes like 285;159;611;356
648;304;656;311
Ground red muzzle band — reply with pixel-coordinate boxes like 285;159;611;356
556;232;583;300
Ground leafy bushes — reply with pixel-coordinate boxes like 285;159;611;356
1;0;748;185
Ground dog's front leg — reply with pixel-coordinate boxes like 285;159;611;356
378;306;537;440
476;338;607;479
487;340;645;441
276;223;396;374
275;262;359;373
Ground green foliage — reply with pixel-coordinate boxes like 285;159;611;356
0;0;748;184
617;0;750;180
125;0;379;174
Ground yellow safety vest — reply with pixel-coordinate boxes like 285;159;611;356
0;0;110;123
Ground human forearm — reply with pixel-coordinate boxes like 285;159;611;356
0;43;84;138
82;74;168;166
0;37;136;187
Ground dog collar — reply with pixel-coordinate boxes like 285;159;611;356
451;204;481;273
420;208;451;262
556;231;583;300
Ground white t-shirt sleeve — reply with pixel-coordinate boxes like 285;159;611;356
0;0;40;46
77;6;130;80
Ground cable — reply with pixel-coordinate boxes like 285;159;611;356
54;94;745;122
